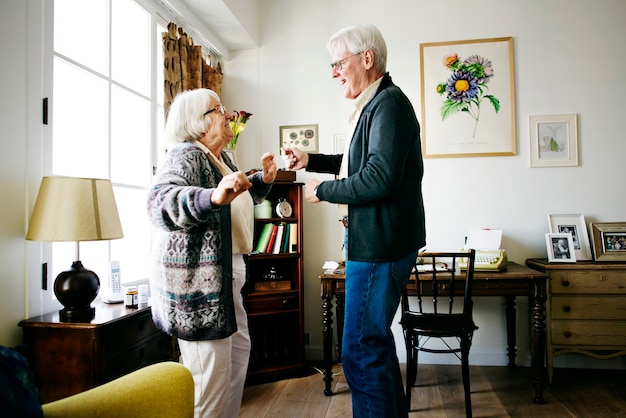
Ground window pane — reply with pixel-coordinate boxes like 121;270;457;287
54;0;108;75
52;58;108;178
110;187;151;285
111;85;151;186
111;0;150;96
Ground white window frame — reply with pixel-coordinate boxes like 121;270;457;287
27;0;166;315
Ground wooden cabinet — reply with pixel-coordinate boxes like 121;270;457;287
526;259;626;382
244;181;306;384
18;300;174;403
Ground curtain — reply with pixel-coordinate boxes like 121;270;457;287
162;22;223;119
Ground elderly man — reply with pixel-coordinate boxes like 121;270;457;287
282;24;425;418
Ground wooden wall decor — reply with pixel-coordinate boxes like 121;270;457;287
162;22;223;119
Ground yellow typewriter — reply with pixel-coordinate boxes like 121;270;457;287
460;249;508;271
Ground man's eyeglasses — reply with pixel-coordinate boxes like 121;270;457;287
204;104;226;116
330;51;363;71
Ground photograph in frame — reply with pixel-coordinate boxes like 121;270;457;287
530;114;578;167
280;124;319;153
546;233;577;263
547;214;592;260
420;37;516;158
590;222;626;262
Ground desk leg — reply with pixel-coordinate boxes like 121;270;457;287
505;296;517;367
531;277;546;404
321;279;335;396
335;293;344;364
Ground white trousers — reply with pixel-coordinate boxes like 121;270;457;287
177;255;251;418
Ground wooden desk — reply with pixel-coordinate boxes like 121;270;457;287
320;261;548;403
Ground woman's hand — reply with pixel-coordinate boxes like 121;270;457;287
211;171;252;206
281;146;308;170
260;152;277;184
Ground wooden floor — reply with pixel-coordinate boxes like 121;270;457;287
239;364;626;417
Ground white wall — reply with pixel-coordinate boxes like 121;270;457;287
0;0;30;346
221;0;626;368
2;0;625;371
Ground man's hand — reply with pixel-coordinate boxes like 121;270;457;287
211;171;252;206
305;179;321;203
281;146;309;170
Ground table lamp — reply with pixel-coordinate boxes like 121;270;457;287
26;176;124;321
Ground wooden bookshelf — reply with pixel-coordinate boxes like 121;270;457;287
244;181;307;384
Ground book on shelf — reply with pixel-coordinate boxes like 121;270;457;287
272;224;285;254
265;224;279;254
255;223;274;253
289;223;298;253
281;224;290;253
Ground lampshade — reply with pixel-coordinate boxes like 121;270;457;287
26;176;124;242
26;176;124;321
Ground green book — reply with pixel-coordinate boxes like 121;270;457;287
255;223;274;253
281;224;290;253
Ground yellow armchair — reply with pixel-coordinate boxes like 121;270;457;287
42;361;194;418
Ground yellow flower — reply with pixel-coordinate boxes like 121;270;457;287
228;110;252;149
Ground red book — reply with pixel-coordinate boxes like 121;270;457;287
272;224;285;254
265;224;279;254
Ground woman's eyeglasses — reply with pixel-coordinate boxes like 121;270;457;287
204;104;226;116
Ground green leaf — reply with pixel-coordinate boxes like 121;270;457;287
485;95;500;113
440;100;467;121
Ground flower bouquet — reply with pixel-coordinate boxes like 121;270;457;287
436;53;500;137
228;110;252;150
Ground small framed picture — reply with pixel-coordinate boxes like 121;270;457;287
546;233;577;263
547;214;592;261
530;114;578;167
280;124;318;153
590;222;626;261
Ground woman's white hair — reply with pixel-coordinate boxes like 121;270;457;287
164;88;220;149
327;24;387;75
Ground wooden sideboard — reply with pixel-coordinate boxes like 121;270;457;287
526;259;626;382
18;300;175;403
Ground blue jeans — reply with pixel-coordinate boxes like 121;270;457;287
342;229;417;418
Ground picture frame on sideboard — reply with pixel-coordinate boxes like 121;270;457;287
548;214;592;261
546;233;577;263
590;222;626;262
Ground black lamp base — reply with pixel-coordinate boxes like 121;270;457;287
54;260;100;322
59;306;96;322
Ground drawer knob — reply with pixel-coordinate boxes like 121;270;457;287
282;299;288;306
563;305;571;312
561;279;570;287
564;331;572;338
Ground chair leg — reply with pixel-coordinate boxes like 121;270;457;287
461;338;472;418
405;331;417;410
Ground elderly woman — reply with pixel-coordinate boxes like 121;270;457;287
147;88;276;418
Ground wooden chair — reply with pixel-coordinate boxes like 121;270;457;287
401;250;477;418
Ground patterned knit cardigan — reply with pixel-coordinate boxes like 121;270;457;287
147;142;271;341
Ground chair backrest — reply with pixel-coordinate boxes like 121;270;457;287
402;250;476;325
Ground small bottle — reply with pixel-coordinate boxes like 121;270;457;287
138;284;150;306
125;286;138;308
